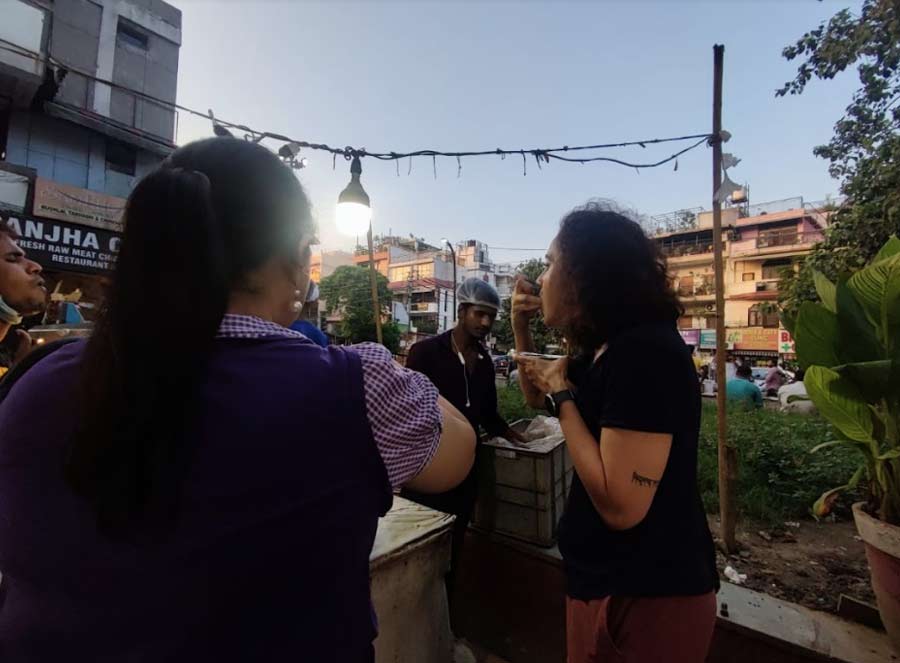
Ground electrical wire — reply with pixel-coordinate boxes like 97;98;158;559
0;40;714;173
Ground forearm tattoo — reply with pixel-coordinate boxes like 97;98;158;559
631;471;660;488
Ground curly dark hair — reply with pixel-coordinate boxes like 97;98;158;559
555;200;682;351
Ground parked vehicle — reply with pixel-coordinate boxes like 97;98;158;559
492;354;512;377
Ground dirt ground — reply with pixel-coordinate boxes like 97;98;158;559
708;515;876;614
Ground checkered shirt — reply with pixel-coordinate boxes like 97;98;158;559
216;314;442;488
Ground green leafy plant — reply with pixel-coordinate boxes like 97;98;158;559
794;237;900;523
776;0;900;324
319;265;401;353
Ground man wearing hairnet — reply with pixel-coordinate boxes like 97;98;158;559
401;278;524;602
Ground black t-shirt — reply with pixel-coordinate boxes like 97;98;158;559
558;322;718;599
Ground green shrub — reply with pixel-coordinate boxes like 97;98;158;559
698;402;861;524
497;384;542;424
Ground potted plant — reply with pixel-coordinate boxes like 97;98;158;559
790;236;900;648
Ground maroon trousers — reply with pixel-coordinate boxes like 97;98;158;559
566;593;717;663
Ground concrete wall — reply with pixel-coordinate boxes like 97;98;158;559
109;11;180;140
51;0;103;110
45;0;181;142
6;110;161;197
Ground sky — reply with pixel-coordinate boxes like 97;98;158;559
172;0;862;265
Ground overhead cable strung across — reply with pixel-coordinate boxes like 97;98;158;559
0;40;714;176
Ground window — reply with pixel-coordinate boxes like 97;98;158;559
117;19;148;50
443;292;447;312
742;272;756;282
106;139;136;176
762;259;791;281
0;1;47;76
748;304;779;328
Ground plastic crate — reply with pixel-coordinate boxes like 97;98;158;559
473;419;573;547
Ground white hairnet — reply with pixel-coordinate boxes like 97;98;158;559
457;278;500;311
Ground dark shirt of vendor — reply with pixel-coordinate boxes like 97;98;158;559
404;278;522;445
400;278;522;594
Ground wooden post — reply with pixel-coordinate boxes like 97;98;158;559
367;223;383;345
712;44;737;552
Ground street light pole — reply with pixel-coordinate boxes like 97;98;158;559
367;223;383;345
443;239;457;328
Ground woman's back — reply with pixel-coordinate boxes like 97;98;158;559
0;335;391;662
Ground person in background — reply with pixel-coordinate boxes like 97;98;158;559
289;280;329;348
698;363;710;384
726;363;763;409
763;358;787;397
514;202;718;663
725;353;738;382
0;223;47;377
401;278;525;600
687;344;703;378
778;368;816;414
0;138;476;662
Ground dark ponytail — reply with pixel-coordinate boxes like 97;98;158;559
66;138;313;533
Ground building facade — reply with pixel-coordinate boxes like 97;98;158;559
1;0;181;321
653;199;828;364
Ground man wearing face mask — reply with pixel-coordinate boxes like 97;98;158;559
401;278;524;600
0;222;47;375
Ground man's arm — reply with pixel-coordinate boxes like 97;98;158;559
404;340;430;377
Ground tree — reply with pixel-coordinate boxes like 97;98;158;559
492;258;563;352
776;0;900;325
319;265;401;353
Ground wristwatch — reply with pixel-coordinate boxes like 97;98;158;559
545;389;575;417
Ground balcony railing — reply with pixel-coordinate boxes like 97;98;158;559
659;237;719;258
678;280;715;298
756;230;822;249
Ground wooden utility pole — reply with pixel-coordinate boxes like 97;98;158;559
712;44;737;552
366;223;383;345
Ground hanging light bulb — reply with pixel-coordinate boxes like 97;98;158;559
335;155;372;236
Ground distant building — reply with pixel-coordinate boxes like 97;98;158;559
1;0;181;319
387;251;455;335
651;196;830;364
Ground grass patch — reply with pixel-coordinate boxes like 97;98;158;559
496;385;861;524
496;383;542;423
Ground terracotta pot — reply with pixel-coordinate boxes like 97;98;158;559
853;502;900;652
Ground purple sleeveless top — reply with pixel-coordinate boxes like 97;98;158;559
0;336;392;662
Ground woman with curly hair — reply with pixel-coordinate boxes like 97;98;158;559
514;202;718;663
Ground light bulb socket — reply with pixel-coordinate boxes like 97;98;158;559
338;156;370;207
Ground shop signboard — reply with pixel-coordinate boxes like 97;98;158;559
679;329;700;346
779;329;796;355
33;178;126;232
4;214;120;275
700;329;716;349
726;327;779;352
